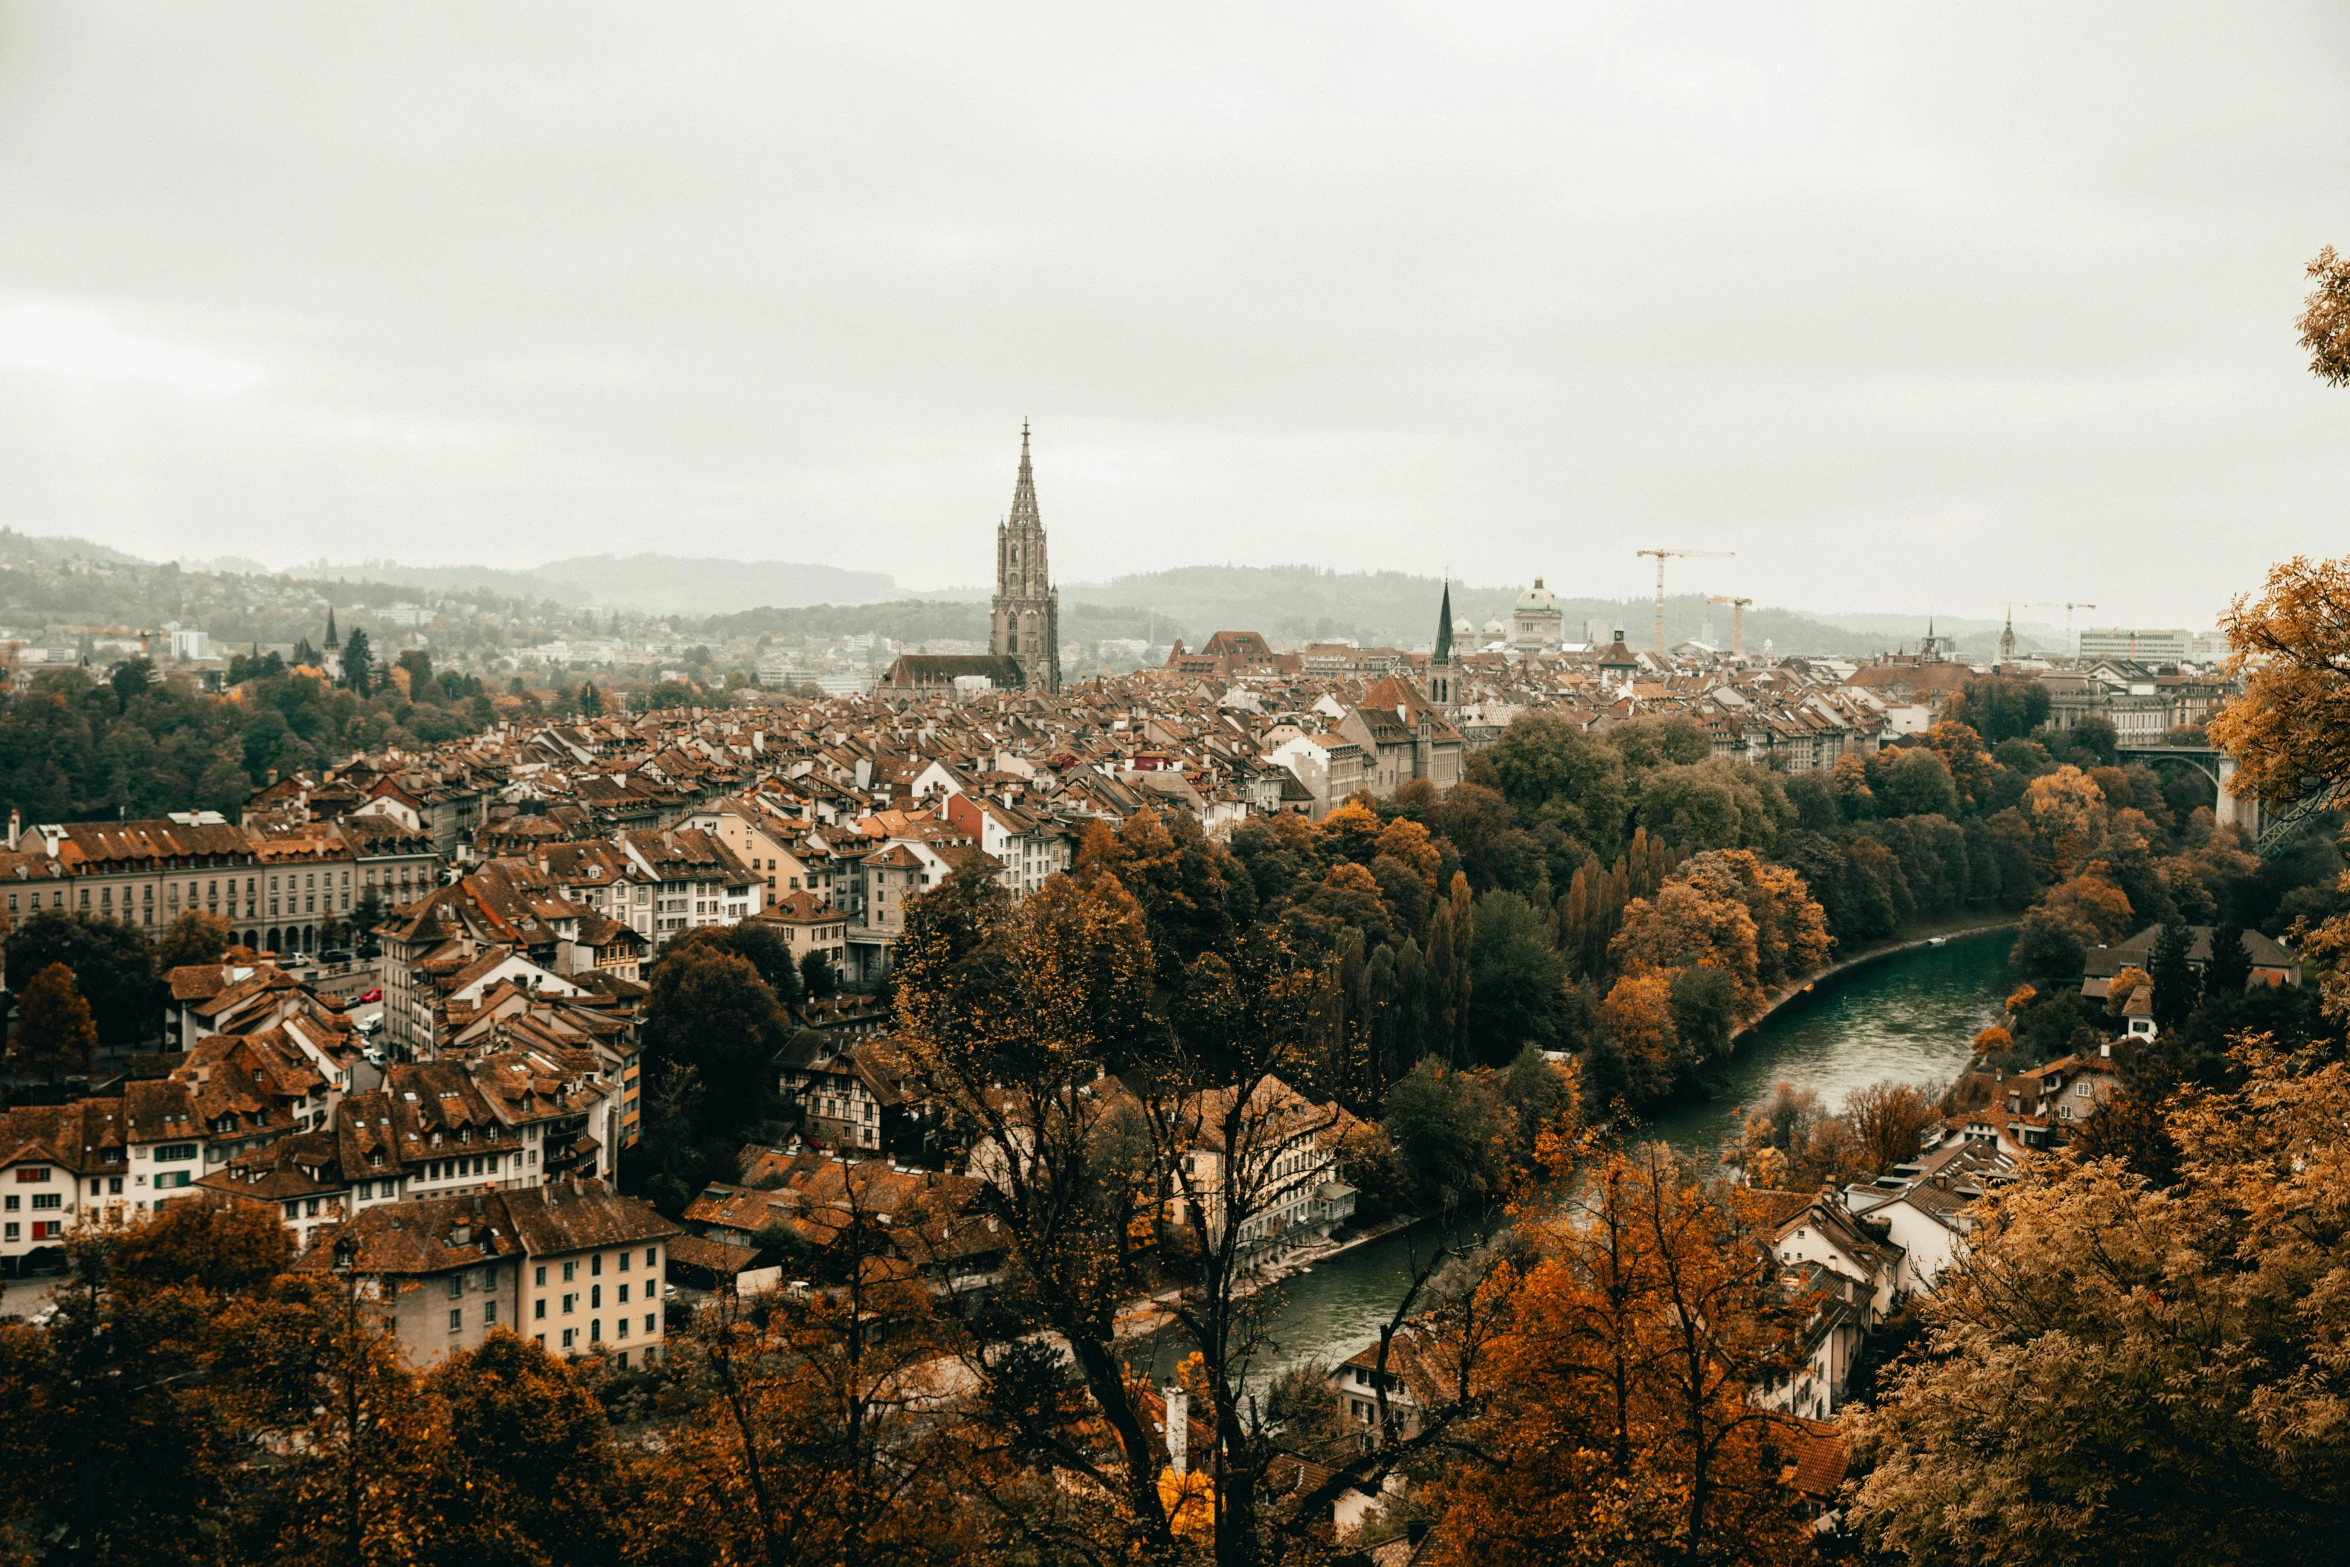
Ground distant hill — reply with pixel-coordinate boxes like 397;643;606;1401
284;555;896;613
0;532;2042;660
531;555;895;614
0;528;147;567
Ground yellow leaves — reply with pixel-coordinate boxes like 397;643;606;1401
2105;965;2152;1017
1319;798;1386;865
1434;1149;1814;1567
1157;1465;1215;1541
1974;1025;2014;1053
2212;554;2350;806
2005;984;2038;1012
1375;815;1442;891
2297;246;2350;387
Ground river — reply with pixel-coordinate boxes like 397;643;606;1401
1240;927;2016;1385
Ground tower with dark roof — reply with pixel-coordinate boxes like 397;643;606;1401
988;422;1061;693
1427;578;1458;714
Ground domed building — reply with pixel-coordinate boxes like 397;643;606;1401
1511;577;1565;651
1480;614;1507;646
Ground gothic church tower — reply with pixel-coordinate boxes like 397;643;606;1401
990;422;1061;693
1427;578;1458;715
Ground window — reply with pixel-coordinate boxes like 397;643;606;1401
17;1168;49;1184
448;1309;463;1334
592;1253;603;1278
590;1318;601;1343
535;1265;547;1287
563;1260;576;1282
618;1249;630;1272
617;1316;630;1338
590;1285;601;1309
563;1292;577;1314
153;1142;196;1163
0;1223;13;1241
646;1247;658;1268
562;1328;575;1349
535;1298;547;1319
448;1276;464;1300
34;1221;60;1240
618;1283;629;1304
30;1193;60;1211
645;1312;657;1334
484;1300;497;1325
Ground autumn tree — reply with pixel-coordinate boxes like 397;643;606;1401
892;866;1178;1555
2208;553;2350;1016
2298;244;2350;386
156;909;234;971
212;1265;451;1567
0;1210;260;1565
1728;1081;1862;1190
1428;1144;1814;1567
1849;1039;2350;1566
1843;1078;1941;1174
636;1183;979;1567
405;1334;632;1567
13;960;98;1081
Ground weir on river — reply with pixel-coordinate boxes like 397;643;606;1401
1225;927;2017;1391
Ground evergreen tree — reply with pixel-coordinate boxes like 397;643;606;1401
2149;921;2200;1030
339;626;372;696
2205;923;2253;996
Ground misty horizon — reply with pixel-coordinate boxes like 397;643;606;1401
6;5;2347;625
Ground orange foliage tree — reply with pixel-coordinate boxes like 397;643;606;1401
1429;1145;1814;1567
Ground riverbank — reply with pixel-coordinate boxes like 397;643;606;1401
1730;914;2019;1047
1646;922;2016;1154
1110;1210;1436;1342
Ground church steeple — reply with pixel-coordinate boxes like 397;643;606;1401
1009;420;1040;532
324;606;339;651
1428;578;1458;713
990;421;1060;693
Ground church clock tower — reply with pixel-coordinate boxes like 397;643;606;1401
989;422;1061;693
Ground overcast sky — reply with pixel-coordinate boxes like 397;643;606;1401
1;3;2345;625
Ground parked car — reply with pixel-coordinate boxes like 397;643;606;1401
320;947;354;965
359;987;383;1004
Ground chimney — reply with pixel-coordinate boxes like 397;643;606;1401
5;808;15;851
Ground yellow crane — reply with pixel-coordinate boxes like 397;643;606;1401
1706;594;1754;658
1636;548;1734;654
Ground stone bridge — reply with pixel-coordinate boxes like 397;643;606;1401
2116;744;2342;857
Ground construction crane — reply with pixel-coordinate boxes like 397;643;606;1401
1636;548;1734;655
1706;595;1754;658
2058;602;2096;657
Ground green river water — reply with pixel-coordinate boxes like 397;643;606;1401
1229;927;2016;1390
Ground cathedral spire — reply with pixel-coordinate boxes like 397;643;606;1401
1008;418;1040;530
1433;579;1454;663
325;606;339;650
